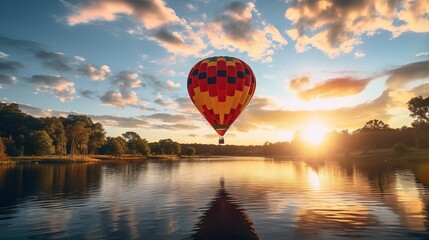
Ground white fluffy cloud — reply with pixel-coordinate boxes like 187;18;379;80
197;1;287;60
0;51;9;58
81;65;111;81
100;90;139;108
166;79;180;89
27;75;76;102
285;0;429;58
112;71;142;89
66;0;180;29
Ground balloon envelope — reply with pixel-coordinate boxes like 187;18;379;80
187;56;256;136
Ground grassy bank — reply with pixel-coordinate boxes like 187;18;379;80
347;148;429;161
10;155;100;163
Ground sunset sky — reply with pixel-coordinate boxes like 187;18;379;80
1;0;428;145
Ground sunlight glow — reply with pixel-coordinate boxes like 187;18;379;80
301;121;330;146
308;169;320;190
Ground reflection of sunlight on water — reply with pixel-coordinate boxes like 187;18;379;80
308;169;320;190
1;159;429;239
395;170;426;231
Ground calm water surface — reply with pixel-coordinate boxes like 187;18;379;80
1;157;429;239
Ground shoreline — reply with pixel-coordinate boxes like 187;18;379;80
2;148;428;164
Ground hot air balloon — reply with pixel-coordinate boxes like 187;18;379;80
187;56;256;144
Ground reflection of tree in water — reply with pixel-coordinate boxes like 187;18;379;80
295;204;379;238
0;163;102;214
190;178;259;240
414;163;429;231
158;160;180;173
103;161;148;184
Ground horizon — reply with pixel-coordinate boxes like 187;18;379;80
1;0;428;145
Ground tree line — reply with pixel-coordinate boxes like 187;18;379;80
0;95;428;159
0;103;182;159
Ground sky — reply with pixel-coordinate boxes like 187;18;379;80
0;0;428;145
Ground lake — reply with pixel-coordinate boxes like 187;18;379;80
1;157;429;239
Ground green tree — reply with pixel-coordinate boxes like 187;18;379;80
362;119;390;130
185;147;196;157
103;137;128;157
408;96;429;123
158;139;181;155
408;96;429;148
88;123;106;155
42;117;67;155
65;121;91;155
122;131;150;156
0;138;7;160
149;142;161;155
27;130;54;156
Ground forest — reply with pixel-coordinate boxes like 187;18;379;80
0;95;428;159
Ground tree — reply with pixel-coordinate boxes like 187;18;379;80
88;123;106;155
362;119;390;130
122;131;150;156
0;138;7;160
408;96;429;123
408;96;429;148
185;147;196;157
27;130;54;156
42;117;67;155
65;121;91;155
103;137;127;157
158;139;181;155
149;142;161;155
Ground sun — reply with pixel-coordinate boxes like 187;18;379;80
301;121;330;146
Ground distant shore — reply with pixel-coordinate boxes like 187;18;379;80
1;148;428;164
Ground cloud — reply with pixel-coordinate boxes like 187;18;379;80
148;27;208;57
297;77;371;100
157;68;176;76
151;123;199;130
26;75;76;102
113;71;143;89
0;74;17;88
247;96;276;110
0;52;9;58
0;36;42;52
35;50;72;71
154;98;176;107
80;89;95;99
166;79;180;89
198;1;287;59
174;97;199;113
186;3;197;11
66;0;180;29
188;133;197;137
285;0;429;57
18;103;152;128
289;75;310;91
235;89;392;132
74;56;86;62
416;52;429;57
354;51;365;58
152;28;184;45
17;102;197;131
89;115;149;128
141;73;163;90
0;60;24;72
385;60;429;88
146;113;187;123
79;64;111;80
412;83;429;97
100;90;139;108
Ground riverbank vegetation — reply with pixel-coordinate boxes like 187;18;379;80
1;95;428;161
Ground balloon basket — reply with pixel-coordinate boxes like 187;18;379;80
219;136;224;145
